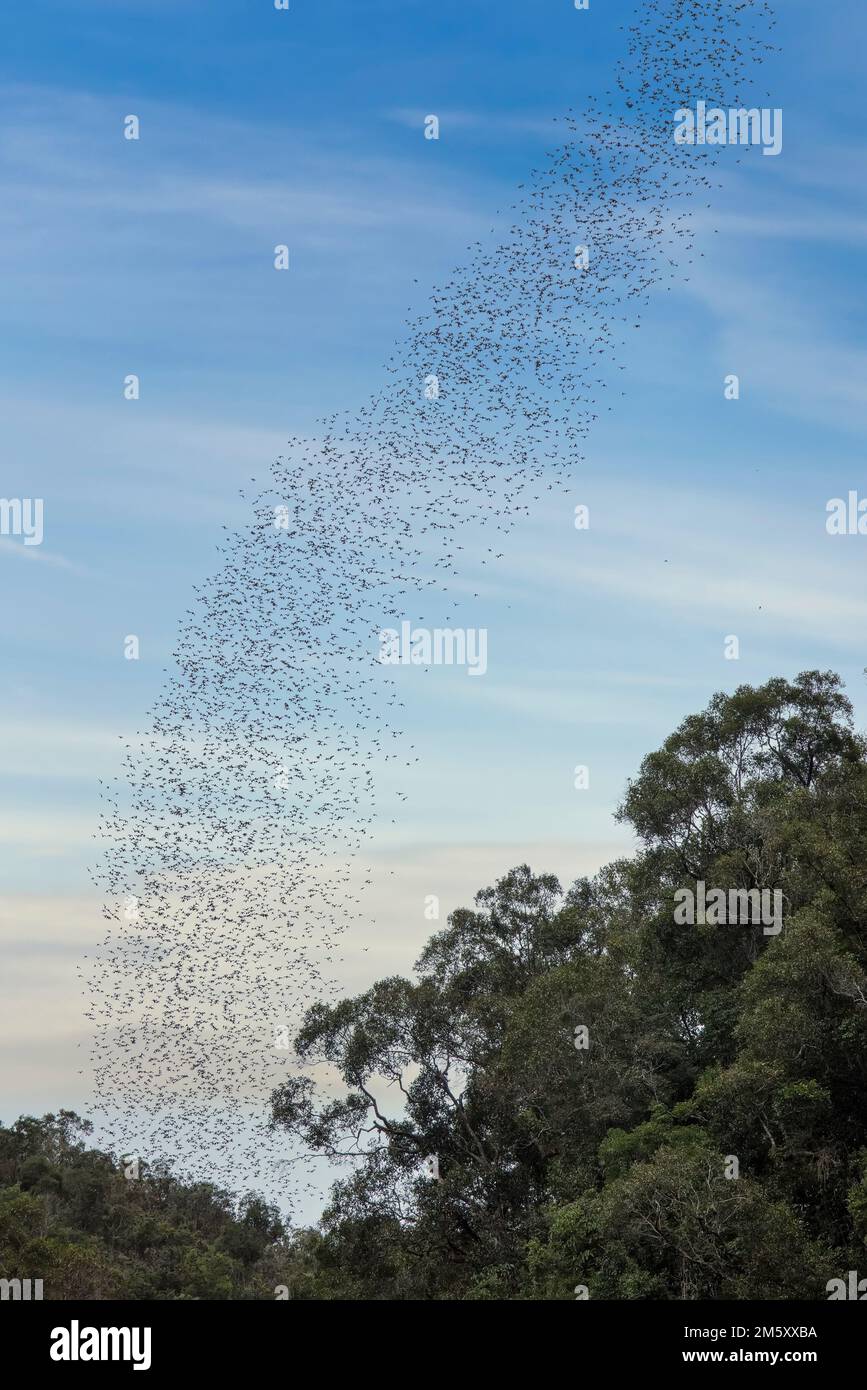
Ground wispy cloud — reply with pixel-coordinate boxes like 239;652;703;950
0;538;85;572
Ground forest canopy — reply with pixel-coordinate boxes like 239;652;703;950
4;672;867;1300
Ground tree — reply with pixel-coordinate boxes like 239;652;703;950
267;672;867;1298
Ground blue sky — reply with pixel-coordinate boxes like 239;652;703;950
1;0;866;1178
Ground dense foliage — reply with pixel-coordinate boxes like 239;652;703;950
0;1112;287;1299
268;671;867;1299
5;671;867;1299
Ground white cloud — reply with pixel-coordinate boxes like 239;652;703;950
0;538;84;572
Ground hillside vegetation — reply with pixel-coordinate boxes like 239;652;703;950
4;672;867;1299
